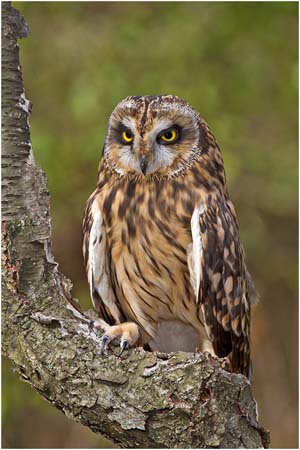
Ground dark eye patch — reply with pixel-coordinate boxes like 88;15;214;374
112;123;134;145
157;125;181;145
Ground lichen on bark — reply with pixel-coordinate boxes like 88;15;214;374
1;2;270;448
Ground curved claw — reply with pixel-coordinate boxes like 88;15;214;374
99;322;140;356
119;339;128;356
100;335;109;355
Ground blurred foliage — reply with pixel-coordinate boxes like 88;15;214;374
4;2;298;448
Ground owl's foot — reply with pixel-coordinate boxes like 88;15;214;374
100;322;141;356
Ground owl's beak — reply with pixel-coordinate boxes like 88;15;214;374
139;155;148;175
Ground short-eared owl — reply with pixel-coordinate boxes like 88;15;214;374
83;95;255;379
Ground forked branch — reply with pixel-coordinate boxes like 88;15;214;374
1;3;270;448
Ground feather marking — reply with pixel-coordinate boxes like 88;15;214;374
188;204;205;303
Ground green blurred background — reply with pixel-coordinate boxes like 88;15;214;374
3;2;298;448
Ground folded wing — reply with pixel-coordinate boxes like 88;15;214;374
83;193;124;325
189;197;254;378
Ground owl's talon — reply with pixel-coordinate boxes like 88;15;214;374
99;322;140;356
119;339;128;355
100;335;110;354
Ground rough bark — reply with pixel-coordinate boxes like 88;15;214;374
1;3;270;448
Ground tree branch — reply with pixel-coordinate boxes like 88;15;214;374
1;3;270;448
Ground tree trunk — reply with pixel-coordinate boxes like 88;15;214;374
1;2;270;448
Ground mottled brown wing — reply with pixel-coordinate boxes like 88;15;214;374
191;197;253;378
82;192;124;325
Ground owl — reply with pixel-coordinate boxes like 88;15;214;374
83;95;255;379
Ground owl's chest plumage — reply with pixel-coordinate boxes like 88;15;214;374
100;176;203;339
83;95;253;376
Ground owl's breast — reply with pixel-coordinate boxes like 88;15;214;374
101;178;202;338
111;180;192;275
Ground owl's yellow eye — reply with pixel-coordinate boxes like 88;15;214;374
122;130;134;143
160;129;178;143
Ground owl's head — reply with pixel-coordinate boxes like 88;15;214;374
103;95;211;178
